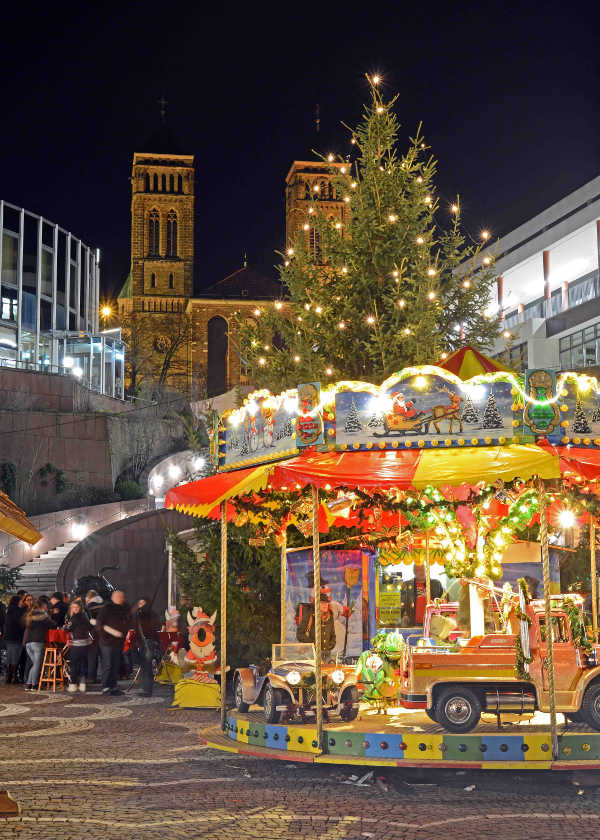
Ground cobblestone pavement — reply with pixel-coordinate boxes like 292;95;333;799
1;682;600;839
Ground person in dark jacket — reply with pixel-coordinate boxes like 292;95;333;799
97;591;129;696
84;590;104;683
49;592;68;627
131;598;160;697
23;599;56;690
3;595;26;684
64;600;93;692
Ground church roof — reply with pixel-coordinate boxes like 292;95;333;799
118;273;132;299
197;266;282;300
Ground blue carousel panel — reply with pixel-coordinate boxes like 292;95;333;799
223;397;298;467
334;375;515;448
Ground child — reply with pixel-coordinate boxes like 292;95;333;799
64;600;93;692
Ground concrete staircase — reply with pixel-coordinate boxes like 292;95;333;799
15;542;79;596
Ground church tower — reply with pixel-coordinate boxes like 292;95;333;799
130;140;194;301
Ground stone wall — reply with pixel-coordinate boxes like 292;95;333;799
0;367;132;413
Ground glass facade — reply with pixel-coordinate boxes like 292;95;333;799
0;200;124;399
559;325;600;371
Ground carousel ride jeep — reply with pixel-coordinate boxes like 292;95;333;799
233;643;359;724
399;597;600;733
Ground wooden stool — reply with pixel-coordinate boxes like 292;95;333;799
37;645;65;692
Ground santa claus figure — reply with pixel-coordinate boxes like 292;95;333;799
391;392;421;418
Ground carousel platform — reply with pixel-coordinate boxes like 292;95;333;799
199;706;600;770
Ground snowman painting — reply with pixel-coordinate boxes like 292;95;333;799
263;406;275;448
249;414;259;452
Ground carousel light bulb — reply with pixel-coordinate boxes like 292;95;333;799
341;166;347;174
558;509;576;529
441;352;448;359
414;375;427;388
481;230;490;240
328;154;334;162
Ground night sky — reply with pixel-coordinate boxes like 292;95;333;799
2;5;598;300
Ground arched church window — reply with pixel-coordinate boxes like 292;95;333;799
169;174;175;192
161;174;167;192
153;174;158;191
166;210;178;257
150;273;156;288
177;174;183;193
309;227;321;262
144;173;150;192
148;209;159;255
169;273;174;289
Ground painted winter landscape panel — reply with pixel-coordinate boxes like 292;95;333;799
223;400;298;467
335;374;515;448
562;381;600;441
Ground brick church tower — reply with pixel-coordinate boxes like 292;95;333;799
129;141;194;302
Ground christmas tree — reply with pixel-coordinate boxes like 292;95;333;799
276;418;294;440
592;403;600;423
573;397;592;434
239;435;249;456
241;75;500;392
461;395;480;424
482;390;503;429
367;411;383;429
344;398;363;434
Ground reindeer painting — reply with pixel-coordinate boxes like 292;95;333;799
429;386;464;434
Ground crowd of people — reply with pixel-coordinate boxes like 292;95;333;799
0;589;162;696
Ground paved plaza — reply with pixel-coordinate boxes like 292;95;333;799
1;683;600;839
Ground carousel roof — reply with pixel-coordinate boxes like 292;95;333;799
0;491;42;544
435;345;511;379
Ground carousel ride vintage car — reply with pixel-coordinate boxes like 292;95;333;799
233;643;359;723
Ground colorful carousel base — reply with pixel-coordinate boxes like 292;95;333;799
199;707;600;770
172;678;221;708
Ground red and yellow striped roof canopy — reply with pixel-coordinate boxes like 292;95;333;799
436;345;511;379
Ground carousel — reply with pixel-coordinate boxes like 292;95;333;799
165;348;600;769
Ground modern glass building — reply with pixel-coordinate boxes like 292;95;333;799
0;200;125;398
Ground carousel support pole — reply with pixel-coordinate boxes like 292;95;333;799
311;484;323;752
280;529;288;645
220;500;227;731
425;532;431;605
591;518;598;641
166;541;173;607
536;476;559;760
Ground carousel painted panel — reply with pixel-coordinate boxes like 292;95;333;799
334;375;516;449
559;377;600;446
221;394;299;469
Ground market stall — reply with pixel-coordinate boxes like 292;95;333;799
166;356;600;768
